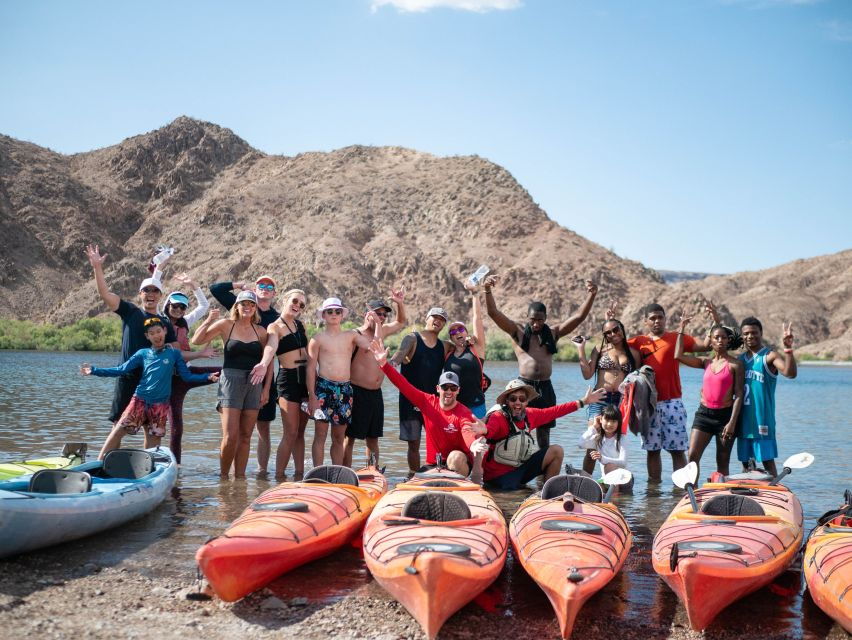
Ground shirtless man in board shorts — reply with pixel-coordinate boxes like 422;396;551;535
307;297;377;466
344;290;407;468
485;276;598;449
627;303;716;481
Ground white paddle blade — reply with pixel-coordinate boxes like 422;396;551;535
602;468;632;486
672;461;699;489
782;452;814;470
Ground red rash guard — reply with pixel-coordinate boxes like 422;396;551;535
463;402;580;481
381;363;475;465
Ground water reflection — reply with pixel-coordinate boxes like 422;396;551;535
1;352;850;636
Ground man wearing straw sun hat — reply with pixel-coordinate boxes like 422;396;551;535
462;379;605;490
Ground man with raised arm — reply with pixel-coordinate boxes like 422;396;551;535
84;244;209;426
737;317;797;476
389;306;449;474
484;276;598;449
305;298;377;466
626;302;718;482
344;289;407;469
210;274;280;474
372;342;483;477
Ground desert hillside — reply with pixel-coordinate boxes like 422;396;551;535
0;117;848;358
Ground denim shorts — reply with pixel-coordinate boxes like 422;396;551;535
587;391;622;419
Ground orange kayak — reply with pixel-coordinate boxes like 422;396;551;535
363;473;508;640
197;464;387;602
510;475;632;639
652;475;803;631
804;492;852;633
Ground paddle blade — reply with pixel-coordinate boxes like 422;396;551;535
672;462;698;489
782;452;814;470
602;468;632;487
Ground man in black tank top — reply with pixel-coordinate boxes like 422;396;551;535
389;306;448;473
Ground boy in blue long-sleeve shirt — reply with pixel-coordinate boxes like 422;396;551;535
82;318;219;458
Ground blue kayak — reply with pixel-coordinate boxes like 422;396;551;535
0;447;177;558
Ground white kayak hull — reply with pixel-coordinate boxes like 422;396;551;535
0;447;177;558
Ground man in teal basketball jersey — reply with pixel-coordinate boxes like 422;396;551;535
737;317;797;475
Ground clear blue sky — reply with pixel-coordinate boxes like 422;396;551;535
2;0;850;273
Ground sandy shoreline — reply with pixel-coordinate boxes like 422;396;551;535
2;540;848;640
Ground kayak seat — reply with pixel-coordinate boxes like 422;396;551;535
541;474;603;502
29;469;92;494
420;480;459;487
701;494;765;517
103;449;155;480
401;492;471;522
60;443;88;460
304;465;359;486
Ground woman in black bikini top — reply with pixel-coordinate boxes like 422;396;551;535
577;319;641;397
264;289;310;481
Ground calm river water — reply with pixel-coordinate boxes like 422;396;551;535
1;351;850;637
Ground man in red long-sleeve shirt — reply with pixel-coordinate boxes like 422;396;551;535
463;379;605;490
371;343;482;476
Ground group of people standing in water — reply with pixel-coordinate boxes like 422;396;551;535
80;243;798;490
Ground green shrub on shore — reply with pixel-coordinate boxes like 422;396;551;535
0;317;123;351
0;317;580;362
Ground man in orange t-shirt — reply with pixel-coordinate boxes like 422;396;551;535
628;303;715;481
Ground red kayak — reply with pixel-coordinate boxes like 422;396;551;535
653;456;812;631
197;463;387;601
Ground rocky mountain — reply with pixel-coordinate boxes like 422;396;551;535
1;117;849;358
657;270;718;284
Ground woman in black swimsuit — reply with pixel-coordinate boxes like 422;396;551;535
192;291;268;479
443;281;488;418
264;289;310;480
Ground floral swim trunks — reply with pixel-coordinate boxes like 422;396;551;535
315;376;353;426
116;396;170;437
641;398;688;452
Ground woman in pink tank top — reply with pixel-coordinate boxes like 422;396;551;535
674;313;745;478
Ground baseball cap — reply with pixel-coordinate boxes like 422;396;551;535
167;292;190;306
255;274;277;287
438;371;460;387
235;290;258;304
426;307;449;321
139;277;163;293
367;299;392;313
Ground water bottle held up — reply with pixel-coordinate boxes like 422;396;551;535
468;265;490;288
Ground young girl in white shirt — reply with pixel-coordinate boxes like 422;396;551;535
578;405;632;491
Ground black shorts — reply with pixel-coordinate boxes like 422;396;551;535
346;384;384;440
109;372;142;423
276;366;308;404
521;377;557;430
692;404;733;436
486;448;548;490
257;384;278;422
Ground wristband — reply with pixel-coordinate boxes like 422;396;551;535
577;399;584;409
784;348;793;354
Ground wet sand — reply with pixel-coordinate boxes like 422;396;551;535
1;482;848;640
